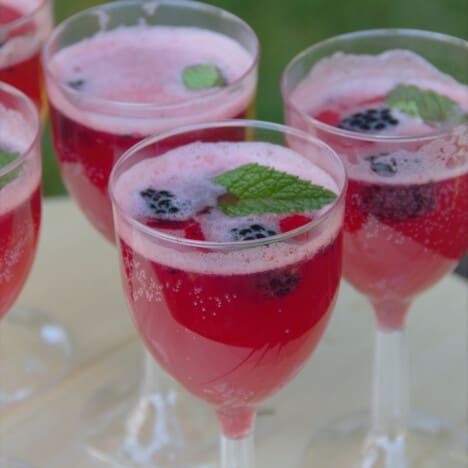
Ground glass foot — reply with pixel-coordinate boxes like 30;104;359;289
82;366;218;467
301;412;467;468
0;306;72;407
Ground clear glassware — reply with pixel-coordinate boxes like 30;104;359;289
109;119;347;468
0;83;69;459
281;29;468;467
0;0;53;119
42;1;259;466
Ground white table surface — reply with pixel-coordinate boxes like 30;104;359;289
1;197;466;467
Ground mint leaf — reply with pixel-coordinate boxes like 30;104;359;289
212;163;337;217
386;84;461;124
182;64;226;90
0;149;21;189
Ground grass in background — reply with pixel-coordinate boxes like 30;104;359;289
43;0;468;196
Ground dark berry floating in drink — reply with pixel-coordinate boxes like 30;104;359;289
287;49;468;326
112;139;343;437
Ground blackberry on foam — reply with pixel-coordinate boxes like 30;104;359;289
291;50;468;138
114;141;343;276
338;107;400;132
290;50;468;183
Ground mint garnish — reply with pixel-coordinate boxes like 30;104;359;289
0;149;21;189
182;64;226;90
212;163;337;217
385;84;466;124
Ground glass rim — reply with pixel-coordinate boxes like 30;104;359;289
0;0;50;33
110;119;347;251
0;81;40;178
41;0;260;114
281;27;468;144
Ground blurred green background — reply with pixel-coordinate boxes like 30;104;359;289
43;0;468;196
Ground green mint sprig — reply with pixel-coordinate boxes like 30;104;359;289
0;149;21;189
212;163;337;217
385;84;467;125
182;64;226;90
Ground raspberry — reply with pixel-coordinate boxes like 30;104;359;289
315;110;340;126
184;221;205;240
279;214;313;233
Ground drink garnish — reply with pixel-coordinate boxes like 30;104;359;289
182;64;226;90
140;188;183;216
385;84;468;125
339;108;399;132
230;223;278;241
212;163;337;216
0;149;21;189
366;153;398;177
359;181;436;222
67;79;85;90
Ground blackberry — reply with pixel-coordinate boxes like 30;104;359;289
230;223;278;241
256;269;301;298
339;107;399;133
360;182;436;222
366;153;398;178
140;188;187;219
67;79;85;90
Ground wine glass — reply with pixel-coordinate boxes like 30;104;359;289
0;81;70;407
109;119;347;468
42;1;259;465
0;0;53;119
281;29;468;467
0;82;59;466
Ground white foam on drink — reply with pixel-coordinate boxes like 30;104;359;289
292;50;468;127
290;50;468;185
46;25;257;135
114;141;343;275
0;103;40;216
1;0;43;15
0;0;52;68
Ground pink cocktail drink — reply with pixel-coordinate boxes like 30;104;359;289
282;30;468;467
44;6;258;242
0;0;52;115
0;100;41;320
285;48;468;329
43;3;259;465
114;140;343;437
110;121;347;465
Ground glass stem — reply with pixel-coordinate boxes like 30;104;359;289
368;326;410;466
141;348;171;395
122;349;183;458
220;431;255;468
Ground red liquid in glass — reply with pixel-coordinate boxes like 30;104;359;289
312;99;468;329
49;106;249;242
0;3;44;112
344;175;468;303
0;184;41;319
119;232;342;437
